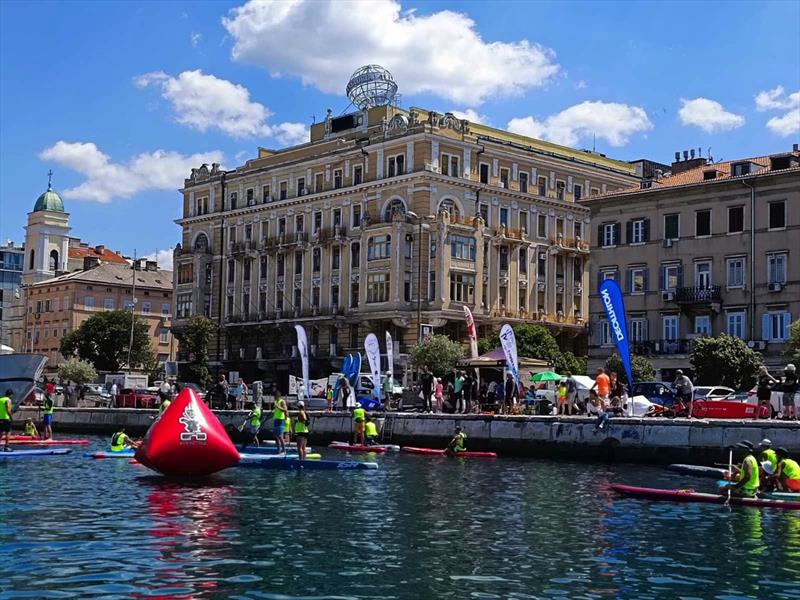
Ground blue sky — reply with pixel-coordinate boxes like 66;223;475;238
1;0;798;266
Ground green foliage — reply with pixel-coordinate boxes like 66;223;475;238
409;334;464;377
787;320;800;364
481;324;587;375
690;334;761;389
60;310;154;372
604;351;655;384
57;358;97;387
173;315;215;389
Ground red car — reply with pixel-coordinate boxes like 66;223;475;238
118;388;158;409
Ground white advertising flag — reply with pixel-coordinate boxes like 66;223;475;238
463;305;478;358
294;324;311;399
499;324;522;393
385;331;394;382
364;333;382;402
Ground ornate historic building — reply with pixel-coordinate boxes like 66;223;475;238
175;94;637;387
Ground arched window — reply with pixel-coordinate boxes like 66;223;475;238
383;198;406;222
438;198;460;219
194;233;210;253
49;249;59;271
29;250;35;270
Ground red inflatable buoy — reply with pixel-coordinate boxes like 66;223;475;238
135;388;240;476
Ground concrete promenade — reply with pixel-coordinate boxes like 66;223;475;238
14;406;799;464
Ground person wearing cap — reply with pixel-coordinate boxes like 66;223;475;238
758;439;778;473
445;425;467;454
774;447;800;492
755;366;778;419
760;460;777;491
780;363;798;420
294;401;310;460
722;441;760;497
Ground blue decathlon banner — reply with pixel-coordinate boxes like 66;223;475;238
598;279;634;385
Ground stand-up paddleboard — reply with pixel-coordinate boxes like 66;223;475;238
239;445;310;455
239;452;320;462
401;447;498;458
87;450;136;459
0;448;71;458
328;441;391;453
334;355;351;402
238;456;378;471
9;439;89;446
667;464;728;479
611;484;800;510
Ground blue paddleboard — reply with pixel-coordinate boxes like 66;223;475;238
238;456;378;471
0;448;72;458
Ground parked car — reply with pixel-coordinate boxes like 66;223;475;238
85;383;110;398
693;386;735;401
118;388;158;409
629;382;677;407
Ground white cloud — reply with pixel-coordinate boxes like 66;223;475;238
39;141;223;203
574;80;588;90
450;109;489;125
678;97;745;133
754;86;800;137
507;101;652;147
222;0;559;106
134;69;308;144
190;32;202;47
143;249;174;271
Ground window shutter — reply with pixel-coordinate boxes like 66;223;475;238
597;224;603;246
643;269;650;292
643;218;651;242
783;313;791;340
626;220;633;244
762;314;770;341
643;319;649;341
677;264;684;288
614;222;621;245
625;269;631;294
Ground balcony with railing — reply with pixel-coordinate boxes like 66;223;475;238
631;339;693;355
675;286;721;304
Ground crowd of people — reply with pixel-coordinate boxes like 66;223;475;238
724;438;800;496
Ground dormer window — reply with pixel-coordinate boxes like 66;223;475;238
732;162;752;176
703;170;717;180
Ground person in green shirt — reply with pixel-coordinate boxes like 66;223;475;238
775;447;800;492
110;428;136;452
445;426;467;454
24;418;38;438
41;392;55;440
0;389;13;451
294;401;310;460
364;415;379;446
272;396;289;453
353;404;366;445
721;441;760;497
242;401;262;448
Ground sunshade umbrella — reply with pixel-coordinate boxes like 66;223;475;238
531;371;561;382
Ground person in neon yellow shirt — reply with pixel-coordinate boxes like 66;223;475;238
775;447;800;492
364;415;379;446
24;418;38;438
0;389;13;451
722;441;760;497
352;404;366;445
294;401;310;460
272;396;288;453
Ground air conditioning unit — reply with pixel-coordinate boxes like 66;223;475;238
768;282;783;292
747;340;766;350
256;347;263;359
329;343;337;357
300;189;308;196
662;291;675;301
663;239;674;248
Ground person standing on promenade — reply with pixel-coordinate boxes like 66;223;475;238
780;364;797;420
503;372;519;415
756;366;778;418
434;377;444;413
382;372;393;411
294;401;310;459
420;367;433;413
236;378;249;410
591;368;610;407
109;382;118;409
272;396;289;453
325;383;334;412
454;371;465;414
339;377;352;410
41;392;54;440
0;389;13;451
673;370;694;415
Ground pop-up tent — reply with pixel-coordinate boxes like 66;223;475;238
457;347;550;383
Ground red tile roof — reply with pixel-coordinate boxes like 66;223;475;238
69;246;128;264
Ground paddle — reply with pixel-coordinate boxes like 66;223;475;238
723;448;733;508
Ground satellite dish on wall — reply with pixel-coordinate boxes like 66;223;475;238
346;65;398;110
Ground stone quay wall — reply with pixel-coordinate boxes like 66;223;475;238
14;406;799;464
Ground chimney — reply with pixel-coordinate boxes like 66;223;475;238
145;260;158;271
690;149;695;159
83;256;100;270
674;151;681;161
683;150;689;161
793;143;799;152
671;148;708;175
94;244;105;255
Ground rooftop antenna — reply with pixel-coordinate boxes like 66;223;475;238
310;115;316;125
47;169;53;190
592;133;596;153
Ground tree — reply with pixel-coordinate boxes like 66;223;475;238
409;334;464;377
173;315;214;389
604;351;655;384
557;351;587;377
690;334;761;390
787;320;800;364
60;310;154;372
57;358;97;387
479;324;587;375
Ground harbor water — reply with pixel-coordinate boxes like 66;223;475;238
1;437;798;599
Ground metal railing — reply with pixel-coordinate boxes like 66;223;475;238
675;286;721;303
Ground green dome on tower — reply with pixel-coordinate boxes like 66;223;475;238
33;171;65;212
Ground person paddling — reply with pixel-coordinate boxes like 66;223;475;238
294;401;310;460
445;426;467;455
0;389;13;452
722;441;760;497
110;428;136;452
272;396;289;454
775;447;800;492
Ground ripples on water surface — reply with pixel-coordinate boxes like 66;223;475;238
1;437;798;599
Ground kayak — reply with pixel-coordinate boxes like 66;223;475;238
328;442;387;453
87;450;136;459
715;481;800;501
611;484;800;510
401;447;498;458
239;452;321;462
238;457;378;471
0;448;72;458
9;439;90;446
667;464;728;479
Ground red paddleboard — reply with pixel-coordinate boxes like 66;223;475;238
611;484;800;510
135;388;240;476
328;442;387;453
401;447;497;458
9;439;89;446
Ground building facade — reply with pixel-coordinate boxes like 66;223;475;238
175;102;637;387
0;241;24;350
25;260;175;370
586;147;800;379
